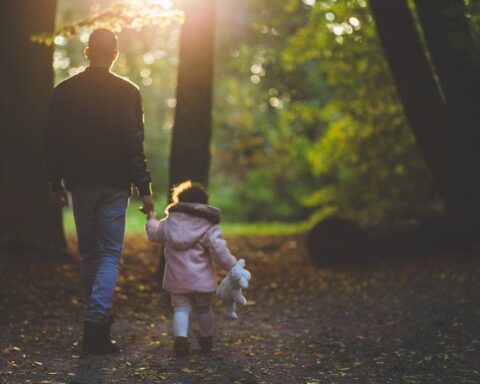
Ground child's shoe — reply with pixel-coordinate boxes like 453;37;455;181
199;335;213;353
174;337;190;357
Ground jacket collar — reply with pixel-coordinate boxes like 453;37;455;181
86;66;110;73
167;202;221;224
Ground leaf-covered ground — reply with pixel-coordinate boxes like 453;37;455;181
1;235;479;383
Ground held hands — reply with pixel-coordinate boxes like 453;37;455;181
139;195;154;214
51;189;68;208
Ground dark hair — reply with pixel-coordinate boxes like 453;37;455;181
171;180;209;205
88;29;117;56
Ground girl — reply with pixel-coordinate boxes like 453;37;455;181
145;181;237;357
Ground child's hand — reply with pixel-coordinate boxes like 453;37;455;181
147;211;157;220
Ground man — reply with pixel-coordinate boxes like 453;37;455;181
46;29;154;354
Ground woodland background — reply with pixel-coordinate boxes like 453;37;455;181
2;0;480;246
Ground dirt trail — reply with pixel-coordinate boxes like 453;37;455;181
1;235;479;383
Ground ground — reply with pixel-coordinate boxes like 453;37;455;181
1;235;479;383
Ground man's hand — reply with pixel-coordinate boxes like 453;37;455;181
51;189;68;208
140;195;154;214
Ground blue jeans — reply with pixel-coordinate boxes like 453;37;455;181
71;185;129;324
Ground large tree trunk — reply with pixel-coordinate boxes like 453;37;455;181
414;0;480;211
369;0;456;209
168;0;217;195
0;0;66;255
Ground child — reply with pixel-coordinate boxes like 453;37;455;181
145;181;238;357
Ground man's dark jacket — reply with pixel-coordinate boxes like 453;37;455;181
46;67;151;196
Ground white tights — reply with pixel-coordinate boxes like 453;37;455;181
173;304;213;338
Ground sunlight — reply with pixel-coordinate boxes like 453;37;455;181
33;0;183;45
124;0;173;7
148;0;173;7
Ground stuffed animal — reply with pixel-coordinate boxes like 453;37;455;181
216;259;251;319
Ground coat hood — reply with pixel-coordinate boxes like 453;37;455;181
164;203;221;250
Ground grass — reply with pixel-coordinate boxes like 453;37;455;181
63;202;310;237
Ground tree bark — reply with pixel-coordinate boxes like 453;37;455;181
0;0;66;254
168;0;217;195
414;0;478;107
369;0;455;209
414;0;480;211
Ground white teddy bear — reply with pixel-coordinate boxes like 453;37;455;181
216;259;251;319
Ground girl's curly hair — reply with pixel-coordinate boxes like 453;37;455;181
166;180;209;213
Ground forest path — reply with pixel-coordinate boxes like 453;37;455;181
1;235;479;383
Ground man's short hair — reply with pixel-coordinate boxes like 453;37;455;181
88;29;117;56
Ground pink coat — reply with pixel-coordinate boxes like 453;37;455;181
145;203;237;294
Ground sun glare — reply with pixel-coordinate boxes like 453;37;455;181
126;0;173;8
150;0;173;8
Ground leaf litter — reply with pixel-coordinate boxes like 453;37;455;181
0;234;479;383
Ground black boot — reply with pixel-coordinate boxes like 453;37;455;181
174;337;190;358
198;335;213;354
82;321;120;355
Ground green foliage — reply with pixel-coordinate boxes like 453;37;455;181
33;0;183;45
211;0;321;222
211;0;438;222
54;0;462;225
282;0;436;221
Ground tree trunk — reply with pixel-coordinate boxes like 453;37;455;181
168;0;217;195
414;0;480;211
369;0;455;209
0;0;66;255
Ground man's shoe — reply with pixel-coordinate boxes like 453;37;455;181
174;337;190;358
198;335;213;353
82;321;120;355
